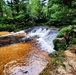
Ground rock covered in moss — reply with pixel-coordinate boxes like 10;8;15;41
57;26;73;38
53;26;73;50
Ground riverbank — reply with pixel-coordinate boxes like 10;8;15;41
39;25;76;75
39;49;76;75
0;31;52;75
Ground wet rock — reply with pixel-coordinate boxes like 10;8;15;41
23;71;28;74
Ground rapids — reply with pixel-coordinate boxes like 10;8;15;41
24;26;58;53
0;26;58;75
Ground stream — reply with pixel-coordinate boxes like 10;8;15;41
0;26;58;75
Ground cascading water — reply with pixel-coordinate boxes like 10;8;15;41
24;26;58;53
0;26;58;75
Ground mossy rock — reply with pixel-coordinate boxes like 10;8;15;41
57;26;73;38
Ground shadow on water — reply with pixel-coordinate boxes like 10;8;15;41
0;36;31;47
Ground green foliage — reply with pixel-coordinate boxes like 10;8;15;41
53;38;59;44
51;50;65;67
26;0;42;20
49;4;68;20
57;26;73;38
0;0;76;30
53;39;67;50
0;0;5;17
0;24;2;27
70;38;76;44
58;40;67;49
53;26;73;50
47;0;76;26
72;18;76;24
51;51;59;58
0;24;15;31
15;14;24;19
60;57;65;63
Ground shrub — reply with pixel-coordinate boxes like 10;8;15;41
7;25;15;31
72;19;76;24
53;39;67;50
57;26;73;38
0;24;2;27
0;24;3;31
0;24;15;31
70;38;76;44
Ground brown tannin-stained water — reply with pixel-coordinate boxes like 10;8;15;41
0;33;50;75
0;27;58;75
4;43;50;75
0;31;9;35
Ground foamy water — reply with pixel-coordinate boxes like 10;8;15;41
0;26;58;75
25;26;58;53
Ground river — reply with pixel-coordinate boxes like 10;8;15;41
0;26;58;75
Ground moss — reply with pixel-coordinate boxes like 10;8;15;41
53;26;73;50
57;26;73;38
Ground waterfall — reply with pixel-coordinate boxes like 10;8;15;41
24;26;58;53
0;26;58;53
2;26;58;75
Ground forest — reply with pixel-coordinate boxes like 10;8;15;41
0;0;76;31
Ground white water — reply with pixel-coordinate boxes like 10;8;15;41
3;26;58;75
24;26;58;53
0;26;58;53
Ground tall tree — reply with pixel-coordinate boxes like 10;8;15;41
47;0;76;25
27;0;43;20
7;0;15;17
13;0;20;14
0;0;5;17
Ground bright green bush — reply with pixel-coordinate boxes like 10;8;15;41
57;26;73;38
